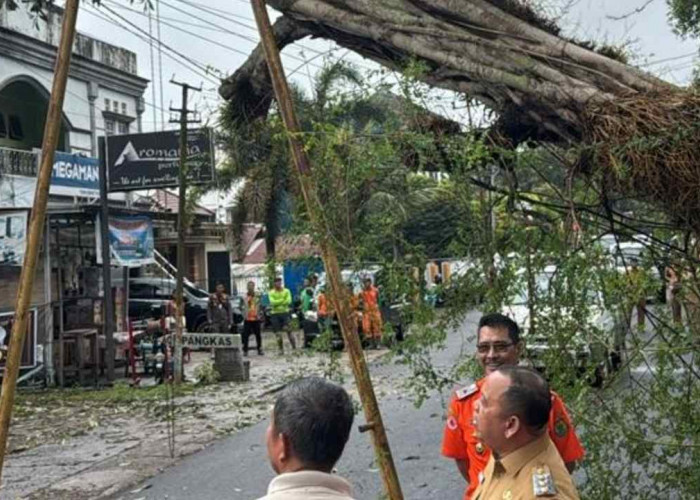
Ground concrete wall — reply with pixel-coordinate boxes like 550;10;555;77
0;5;138;75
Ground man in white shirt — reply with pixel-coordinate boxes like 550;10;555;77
258;377;356;500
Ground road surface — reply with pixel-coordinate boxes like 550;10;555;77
111;311;481;500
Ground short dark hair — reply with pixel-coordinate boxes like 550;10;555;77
496;366;551;433
478;313;520;344
273;377;354;471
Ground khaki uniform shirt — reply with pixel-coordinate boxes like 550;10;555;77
472;434;580;500
257;471;355;500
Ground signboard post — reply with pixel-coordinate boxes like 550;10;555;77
99;129;214;192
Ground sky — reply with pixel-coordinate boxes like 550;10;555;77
65;0;699;212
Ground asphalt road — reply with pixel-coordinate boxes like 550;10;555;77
112;311;482;500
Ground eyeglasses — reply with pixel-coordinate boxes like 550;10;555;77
476;342;515;354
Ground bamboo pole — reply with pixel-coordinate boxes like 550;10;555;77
250;2;404;498
0;0;80;483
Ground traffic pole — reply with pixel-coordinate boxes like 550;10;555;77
0;0;81;483
250;1;404;498
168;78;201;385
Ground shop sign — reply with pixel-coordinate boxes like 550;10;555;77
96;215;155;267
166;333;241;349
101;129;215;191
50;151;100;197
0;211;27;266
0;309;37;368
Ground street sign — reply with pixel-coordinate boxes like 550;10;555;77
100;129;214;191
166;333;242;349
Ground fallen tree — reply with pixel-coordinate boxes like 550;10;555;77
220;0;700;231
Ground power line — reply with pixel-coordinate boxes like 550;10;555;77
159;0;325;71
94;3;221;84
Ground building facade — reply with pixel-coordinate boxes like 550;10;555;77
0;3;148;157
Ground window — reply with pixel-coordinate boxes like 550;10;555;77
113;101;119;113
8;115;23;140
121;102;127;115
0;113;6;138
104;119;115;136
118;121;129;135
104;98;110;110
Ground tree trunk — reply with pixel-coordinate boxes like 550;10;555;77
219;0;673;142
219;1;700;230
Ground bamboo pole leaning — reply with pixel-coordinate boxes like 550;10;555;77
0;0;81;484
249;1;404;499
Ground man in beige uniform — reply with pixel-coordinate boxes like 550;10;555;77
258;377;356;500
472;366;580;500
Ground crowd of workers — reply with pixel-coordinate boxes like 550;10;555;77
206;275;387;356
256;313;583;500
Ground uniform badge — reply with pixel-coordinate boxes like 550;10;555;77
456;383;478;400
554;416;568;438
447;416;458;431
532;465;557;497
502;490;512;500
475;442;485;455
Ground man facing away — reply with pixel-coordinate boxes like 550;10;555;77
268;277;296;354
471;366;580;500
442;313;584;500
258;377;356;500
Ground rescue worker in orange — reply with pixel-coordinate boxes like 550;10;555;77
441;313;584;500
359;277;383;349
317;286;334;333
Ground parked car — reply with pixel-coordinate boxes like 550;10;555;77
502;266;620;386
127;277;244;332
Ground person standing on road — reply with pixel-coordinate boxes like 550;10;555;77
471;366;581;500
317;286;333;333
207;282;232;333
258;377;356;500
243;281;264;356
359;277;383;349
441;313;584;500
665;264;682;324
269;277;296;354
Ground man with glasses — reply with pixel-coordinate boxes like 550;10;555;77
441;313;584;500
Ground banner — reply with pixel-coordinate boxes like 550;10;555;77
101;128;215;191
0;309;37;368
0;211;27;266
50;151;100;197
97;215;155;267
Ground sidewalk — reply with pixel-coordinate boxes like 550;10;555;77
1;333;393;500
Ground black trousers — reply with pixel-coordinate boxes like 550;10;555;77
242;320;262;352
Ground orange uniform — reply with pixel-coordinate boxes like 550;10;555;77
360;286;383;340
441;378;584;500
318;293;329;317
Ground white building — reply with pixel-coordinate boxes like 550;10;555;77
0;3;148;157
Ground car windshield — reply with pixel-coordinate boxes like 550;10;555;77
512;272;599;305
184;282;209;299
513;273;552;305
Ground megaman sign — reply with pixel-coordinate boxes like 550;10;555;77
51;152;100;197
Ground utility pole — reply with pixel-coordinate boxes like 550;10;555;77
169;78;201;385
250;1;404;499
0;0;80;483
